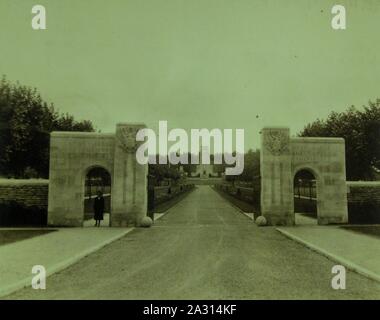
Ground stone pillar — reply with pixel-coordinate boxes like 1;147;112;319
111;123;148;227
260;127;294;226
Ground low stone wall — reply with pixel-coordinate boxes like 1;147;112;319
0;179;49;208
1;178;378;225
215;181;380;224
347;181;380;224
0;179;49;226
347;181;380;202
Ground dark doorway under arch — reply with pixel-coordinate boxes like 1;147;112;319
84;166;111;227
293;169;317;225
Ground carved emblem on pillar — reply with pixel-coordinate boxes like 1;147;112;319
265;130;289;156
117;127;138;153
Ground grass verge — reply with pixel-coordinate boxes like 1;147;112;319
0;230;55;246
341;226;380;239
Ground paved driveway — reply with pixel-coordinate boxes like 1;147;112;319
6;186;380;299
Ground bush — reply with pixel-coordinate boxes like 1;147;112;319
23;167;39;179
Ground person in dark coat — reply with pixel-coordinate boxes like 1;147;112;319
93;190;105;227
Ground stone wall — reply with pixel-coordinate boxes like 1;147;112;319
0;179;49;208
0;179;49;226
346;181;380;224
1;178;378;225
347;181;380;202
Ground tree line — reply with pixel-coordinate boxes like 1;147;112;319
0;77;379;181
0;77;94;178
299;100;380;181
217;101;380;182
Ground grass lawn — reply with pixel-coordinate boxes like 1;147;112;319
341;226;380;239
0;230;55;246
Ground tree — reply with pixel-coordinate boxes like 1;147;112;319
181;153;197;176
238;149;260;182
299;100;380;180
218;149;260;182
0;76;95;178
147;154;182;185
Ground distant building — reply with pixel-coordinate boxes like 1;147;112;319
193;145;214;179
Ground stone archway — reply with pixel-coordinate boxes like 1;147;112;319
47;123;148;227
260;127;348;226
84;166;112;226
293;168;318;224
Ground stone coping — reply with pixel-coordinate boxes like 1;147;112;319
347;181;380;187
0;179;376;187
261;126;289;130
116;122;146;126
51;131;115;138
291;137;344;143
0;179;49;185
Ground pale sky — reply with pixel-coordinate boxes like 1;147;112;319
1;0;379;149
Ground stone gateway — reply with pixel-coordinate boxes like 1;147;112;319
48;123;148;227
47;124;348;228
260;127;348;226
